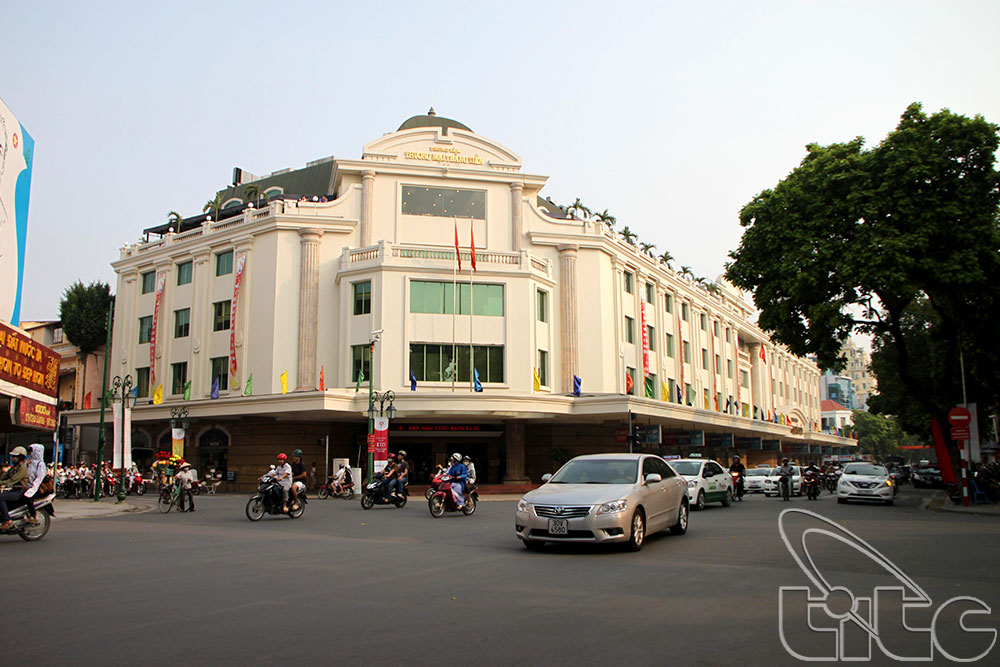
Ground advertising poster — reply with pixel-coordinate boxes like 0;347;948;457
0;96;34;326
373;416;389;473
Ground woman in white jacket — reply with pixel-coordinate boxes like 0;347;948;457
21;444;46;525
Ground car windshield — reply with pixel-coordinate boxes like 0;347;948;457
919;468;940;474
548;459;638;484
747;469;771;477
669;461;703;476
843;464;888;476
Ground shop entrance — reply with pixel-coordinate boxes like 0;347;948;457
386;424;503;484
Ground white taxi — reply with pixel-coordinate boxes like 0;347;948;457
667;458;734;510
744;466;773;494
837;462;895;506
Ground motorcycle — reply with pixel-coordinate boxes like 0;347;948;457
245;478;307;520
318;477;355;500
360;472;406;509
1;491;56;542
425;468;445;500
803;470;820;500
428;476;478;517
730;471;744;501
824;472;838;493
779;474;792;501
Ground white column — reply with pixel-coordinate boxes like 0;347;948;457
558;244;579;393
360;169;375;247
296;228;322;391
510;182;523;252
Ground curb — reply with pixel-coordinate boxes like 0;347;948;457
922;491;1000;517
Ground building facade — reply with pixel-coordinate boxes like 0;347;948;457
842;340;876;410
68;111;855;488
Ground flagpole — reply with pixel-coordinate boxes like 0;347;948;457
469;234;474;393
452;218;458;393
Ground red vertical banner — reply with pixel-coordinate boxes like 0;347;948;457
373;416;389;473
150;273;166;387
640;299;649;377
230;252;247;383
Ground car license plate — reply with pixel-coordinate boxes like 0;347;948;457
548;518;568;535
857;489;875;495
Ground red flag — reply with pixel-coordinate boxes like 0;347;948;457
83;391;92;410
760;346;766;363
625;373;634;395
454;220;462;272
319;365;325;391
470;222;477;272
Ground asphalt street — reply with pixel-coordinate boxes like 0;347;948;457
3;486;997;666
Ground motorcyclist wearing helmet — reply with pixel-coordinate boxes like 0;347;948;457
728;455;746;495
775;457;795;499
380;453;397;500
290;449;307;511
445;452;468;509
389;450;408;499
0;446;29;528
262;453;293;512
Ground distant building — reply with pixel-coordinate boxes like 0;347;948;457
842;340;876;410
821;371;855;410
821;399;853;435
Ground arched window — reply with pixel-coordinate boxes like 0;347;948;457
264;187;283;200
222;198;243;210
198;427;230;476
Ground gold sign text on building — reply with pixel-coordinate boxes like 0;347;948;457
0;321;60;397
404;146;484;165
15;397;58;431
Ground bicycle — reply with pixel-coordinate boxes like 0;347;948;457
157;479;191;513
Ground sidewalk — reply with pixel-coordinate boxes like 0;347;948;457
922;491;1000;517
52;497;154;520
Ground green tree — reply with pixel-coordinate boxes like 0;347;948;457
593;209;617;231
851;410;907;461
244;184;264;207
679;266;694;279
59;281;113;405
619;226;637;245
640;241;657;258
658;251;674;268
166;210;183;231
203;193;224;220
726;103;1000;463
566;197;592;221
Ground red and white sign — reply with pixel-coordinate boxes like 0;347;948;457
373;417;389;473
951;426;970;441
948;406;972;427
149;273;166;387
640;300;649;377
230;252;247;383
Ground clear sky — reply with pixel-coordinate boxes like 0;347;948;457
3;0;998;323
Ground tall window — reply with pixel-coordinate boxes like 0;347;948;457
138;316;153;344
647;325;656;351
352;344;371;383
725;327;731;343
666;333;675;358
685;383;693;405
216;250;234;276
665;293;674;314
715;354;721;374
646;373;657;399
625;316;635;344
702;348;709;370
727;359;733;378
623;271;634;294
354;281;371;315
740;370;750;388
681;302;690;322
537;349;548;387
700;313;707;330
626;367;636;395
176;261;193;286
210;356;229;391
645;283;654;304
683;341;691;364
213;300;231;331
52;327;63;344
171;362;187;395
536;289;548;323
409;281;504;316
135;367;150;398
713;320;719;337
409;343;504;383
401;185;486;219
141;271;156;294
174;308;190;338
668;378;677;402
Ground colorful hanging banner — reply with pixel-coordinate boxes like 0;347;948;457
640;299;649;377
230;252;247;383
112;403;133;470
149;273;166;387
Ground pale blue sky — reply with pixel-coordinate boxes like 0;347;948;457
3;0;998;321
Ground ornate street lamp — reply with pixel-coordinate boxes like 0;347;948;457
110;374;137;502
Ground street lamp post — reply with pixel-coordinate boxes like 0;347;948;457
366;330;382;484
170;407;189;454
110;374;137;503
368;389;397;483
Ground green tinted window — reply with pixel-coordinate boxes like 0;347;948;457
138;316;153;344
176;261;193;286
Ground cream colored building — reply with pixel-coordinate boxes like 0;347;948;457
843;340;876;410
68;110;855;488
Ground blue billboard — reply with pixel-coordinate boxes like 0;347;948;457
0;96;34;326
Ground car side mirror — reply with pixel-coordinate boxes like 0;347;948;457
541;473;552;482
644;473;662;484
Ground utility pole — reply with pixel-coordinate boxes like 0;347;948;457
94;298;114;501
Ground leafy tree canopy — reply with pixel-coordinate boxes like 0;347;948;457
59;281;113;357
726;103;1000;438
851;410;910;460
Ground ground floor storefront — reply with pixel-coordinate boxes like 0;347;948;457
65;391;855;491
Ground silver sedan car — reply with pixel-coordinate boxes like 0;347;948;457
515;454;689;552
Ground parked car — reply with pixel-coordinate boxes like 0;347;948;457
763;465;803;497
667;458;734;510
744;467;773;494
912;466;943;489
515;454;689;552
837;462;895;506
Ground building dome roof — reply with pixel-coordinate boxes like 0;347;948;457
397;107;472;133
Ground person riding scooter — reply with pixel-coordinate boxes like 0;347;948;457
261;453;293;512
389;451;409;499
0;446;29;530
463;455;477;493
775;457;795;500
444;453;468;510
729;455;746;499
290;449;307;512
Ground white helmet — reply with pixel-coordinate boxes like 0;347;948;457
10;446;27;458
451;452;462;462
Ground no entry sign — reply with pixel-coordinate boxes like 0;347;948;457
948;406;971;427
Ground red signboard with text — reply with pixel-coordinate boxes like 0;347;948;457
0;321;60;398
16;397;58;430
